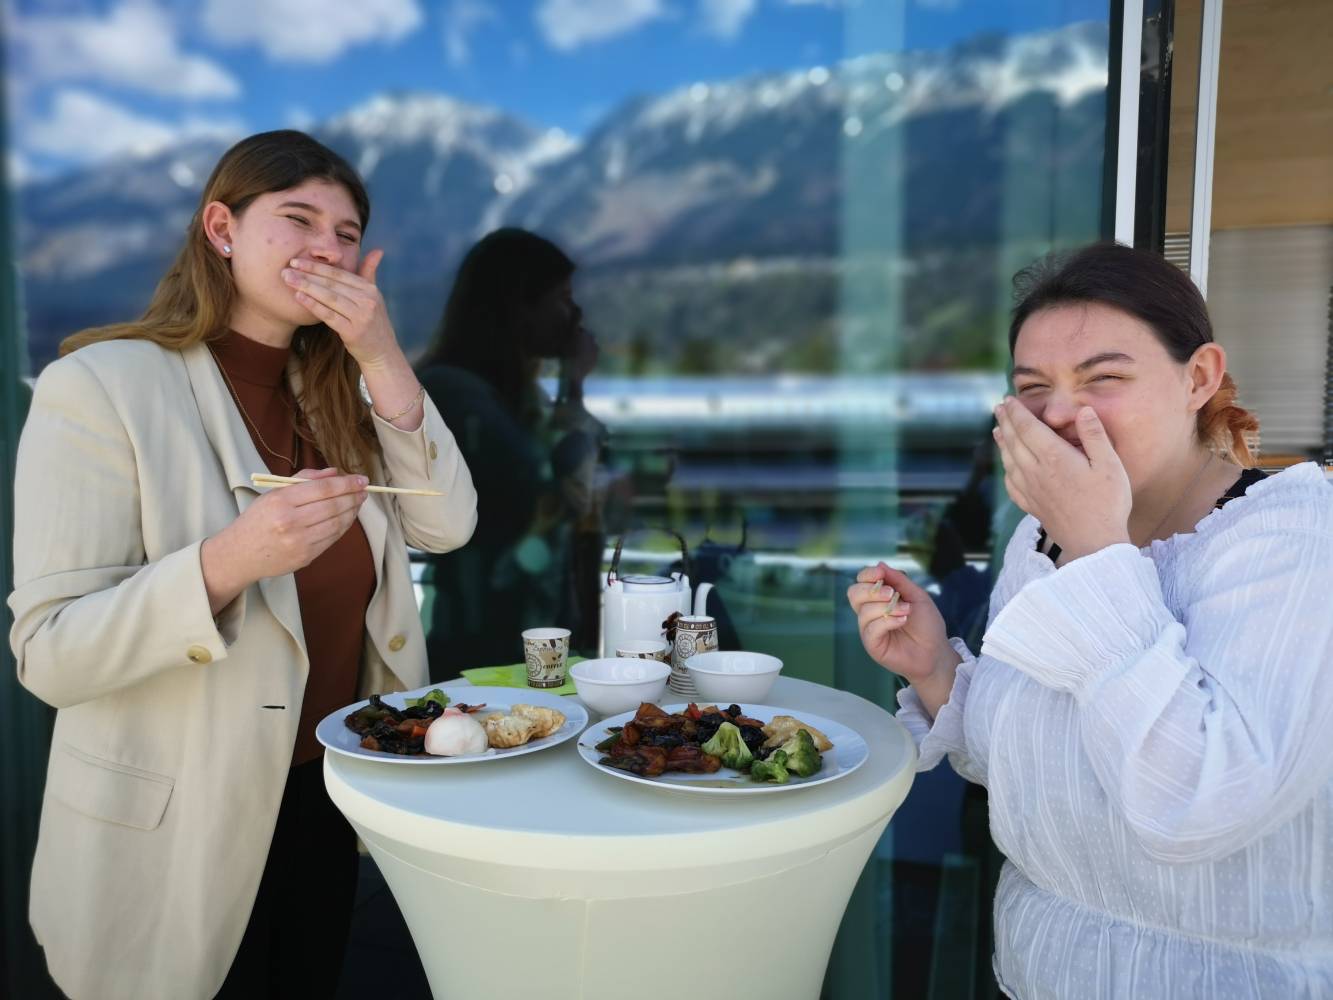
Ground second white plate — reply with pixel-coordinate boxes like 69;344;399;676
576;703;867;794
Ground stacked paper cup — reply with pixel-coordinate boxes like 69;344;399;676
669;615;718;698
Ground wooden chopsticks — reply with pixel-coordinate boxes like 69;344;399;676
250;473;444;497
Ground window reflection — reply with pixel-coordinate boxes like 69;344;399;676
5;2;1113;995
416;229;625;677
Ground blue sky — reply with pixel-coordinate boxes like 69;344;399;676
4;0;1107;182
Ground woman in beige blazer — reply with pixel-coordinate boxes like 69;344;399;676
8;131;478;999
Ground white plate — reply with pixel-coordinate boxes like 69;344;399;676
576;703;868;795
317;685;588;765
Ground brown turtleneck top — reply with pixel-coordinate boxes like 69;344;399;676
210;330;376;765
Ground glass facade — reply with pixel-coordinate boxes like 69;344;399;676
2;2;1118;995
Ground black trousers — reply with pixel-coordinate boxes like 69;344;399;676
215;756;358;998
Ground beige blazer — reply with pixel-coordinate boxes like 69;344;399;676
7;339;478;1000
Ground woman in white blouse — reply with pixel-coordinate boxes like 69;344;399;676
849;243;1333;999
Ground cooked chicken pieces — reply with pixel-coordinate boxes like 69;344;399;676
761;715;834;751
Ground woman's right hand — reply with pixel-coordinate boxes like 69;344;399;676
200;468;368;613
847;562;960;712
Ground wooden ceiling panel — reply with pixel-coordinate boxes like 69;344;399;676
1165;0;1333;231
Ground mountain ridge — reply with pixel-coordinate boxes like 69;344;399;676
16;22;1109;371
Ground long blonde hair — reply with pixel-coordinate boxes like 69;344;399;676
60;130;379;475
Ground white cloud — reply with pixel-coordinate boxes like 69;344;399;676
443;0;498;68
24;90;244;163
7;150;35;186
700;0;756;40
536;0;667;52
11;2;240;99
284;105;316;130
203;0;423;63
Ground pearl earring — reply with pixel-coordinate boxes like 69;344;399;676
222;244;231;255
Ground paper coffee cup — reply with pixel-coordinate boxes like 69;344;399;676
522;627;571;688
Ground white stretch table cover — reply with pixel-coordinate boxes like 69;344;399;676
325;677;916;1000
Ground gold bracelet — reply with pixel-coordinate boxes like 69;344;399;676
379;385;425;423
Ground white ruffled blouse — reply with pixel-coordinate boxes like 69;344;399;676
898;463;1333;999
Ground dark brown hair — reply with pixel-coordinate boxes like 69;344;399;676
1010;242;1258;464
60;130;380;475
416;228;575;422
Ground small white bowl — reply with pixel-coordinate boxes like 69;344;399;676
569;657;671;716
684;651;783;703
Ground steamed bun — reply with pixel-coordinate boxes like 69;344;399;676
424;712;489;756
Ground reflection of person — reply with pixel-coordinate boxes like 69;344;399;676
7;130;477;999
417;228;607;678
903;432;997;651
848;244;1333;998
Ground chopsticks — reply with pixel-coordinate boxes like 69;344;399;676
250;473;445;497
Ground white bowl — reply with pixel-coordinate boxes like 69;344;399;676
569;657;671;716
684;651;783;703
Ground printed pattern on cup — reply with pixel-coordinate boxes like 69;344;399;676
523;633;570;688
670;617;717;697
615;640;670;663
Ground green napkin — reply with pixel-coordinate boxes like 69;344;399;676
459;657;584;697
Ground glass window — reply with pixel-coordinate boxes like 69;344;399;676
4;2;1115;995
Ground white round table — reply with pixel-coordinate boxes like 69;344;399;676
324;676;916;1000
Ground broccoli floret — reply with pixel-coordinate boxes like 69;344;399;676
750;749;790;784
700;721;753;770
777;729;823;778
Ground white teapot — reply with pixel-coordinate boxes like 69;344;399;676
600;532;713;657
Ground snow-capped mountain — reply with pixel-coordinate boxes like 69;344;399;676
320;93;574;244
16;22;1109;368
511;21;1107;265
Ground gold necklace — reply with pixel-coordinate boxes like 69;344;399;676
1144;451;1214;543
209;347;300;469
